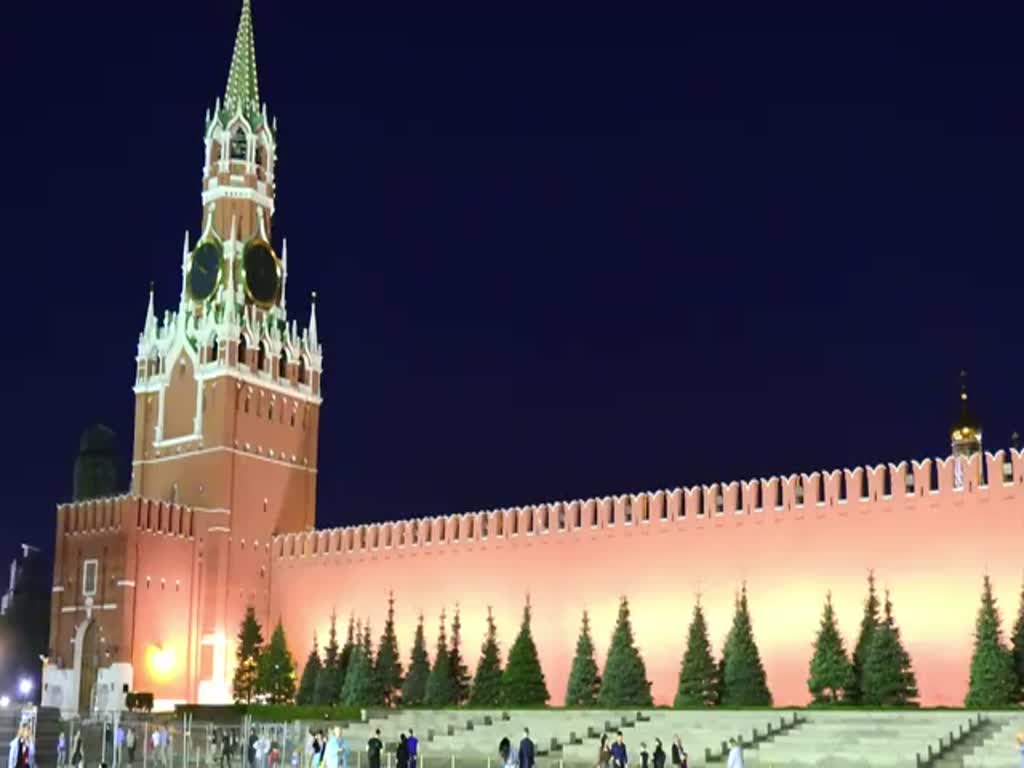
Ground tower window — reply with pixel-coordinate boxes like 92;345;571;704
255;146;266;167
257;342;267;373
279;351;288;379
230;129;247;160
238;336;248;368
298;357;307;386
82;560;98;597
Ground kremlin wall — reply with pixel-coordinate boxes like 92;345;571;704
40;0;1024;716
268;449;1024;708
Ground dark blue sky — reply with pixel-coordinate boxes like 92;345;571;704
4;4;1023;556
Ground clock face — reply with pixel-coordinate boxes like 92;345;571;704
243;240;281;307
188;241;223;302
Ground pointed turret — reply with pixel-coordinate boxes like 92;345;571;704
308;291;319;351
141;282;157;344
223;0;262;128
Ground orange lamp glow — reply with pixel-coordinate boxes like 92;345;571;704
146;644;177;682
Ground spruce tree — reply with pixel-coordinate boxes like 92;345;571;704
296;633;322;705
862;589;918;706
501;596;550;706
470;607;504;707
1012;579;1024;703
426;610;455;706
598;596;653;707
807;591;854;704
375;592;404;707
361;619;384;706
847;570;881;704
232;606;264;704
257;619;297;704
338;614;357;692
340;625;376;707
965;575;1017;708
674;599;718;707
565;610;601;707
449;605;472;705
719;584;772;706
314;610;343;705
402;613;431;706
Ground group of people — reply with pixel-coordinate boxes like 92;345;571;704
305;728;417;768
593;731;695;768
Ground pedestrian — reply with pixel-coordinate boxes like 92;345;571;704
57;733;67;768
652;739;665;768
367;730;383;768
1016;732;1024;768
220;732;232;768
670;737;685;768
9;726;32;768
116;723;126;768
518;729;535;768
323;729;340;768
126;727;136;767
71;733;84;768
406;731;418;768
152;728;162;768
725;739;743;768
597;735;611;768
639;743;649;768
610;732;627;768
338;731;350;768
498;737;512;768
248;731;259;768
396;736;409;768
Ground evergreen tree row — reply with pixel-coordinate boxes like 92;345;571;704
240;573;1024;708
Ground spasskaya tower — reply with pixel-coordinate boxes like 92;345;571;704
45;0;323;713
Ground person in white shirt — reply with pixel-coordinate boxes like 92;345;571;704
725;739;743;768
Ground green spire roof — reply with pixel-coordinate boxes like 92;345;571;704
222;0;262;128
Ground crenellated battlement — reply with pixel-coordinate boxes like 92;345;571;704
59;495;196;539
271;448;1024;560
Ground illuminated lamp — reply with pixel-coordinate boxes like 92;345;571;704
146;644;178;681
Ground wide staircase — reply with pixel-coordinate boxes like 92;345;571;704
341;710;1017;768
958;714;1024;768
742;710;988;768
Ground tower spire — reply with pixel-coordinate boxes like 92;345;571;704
951;369;982;459
223;0;261;127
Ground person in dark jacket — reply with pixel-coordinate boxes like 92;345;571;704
498;737;511;768
652;739;666;768
610;732;628;768
396;736;409;768
640;743;649;768
367;731;383;768
518;729;535;768
670;737;686;768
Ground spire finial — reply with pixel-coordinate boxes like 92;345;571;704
223;0;261;127
960;368;969;402
308;292;319;349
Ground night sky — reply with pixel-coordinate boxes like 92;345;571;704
4;4;1023;563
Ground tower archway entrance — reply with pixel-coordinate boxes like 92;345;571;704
77;621;99;714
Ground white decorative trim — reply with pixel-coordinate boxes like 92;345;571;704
116;580;136;588
133;445;316;472
153;433;202;449
135;367;321;406
208;526;231;533
202;185;275;214
52;586;65;593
